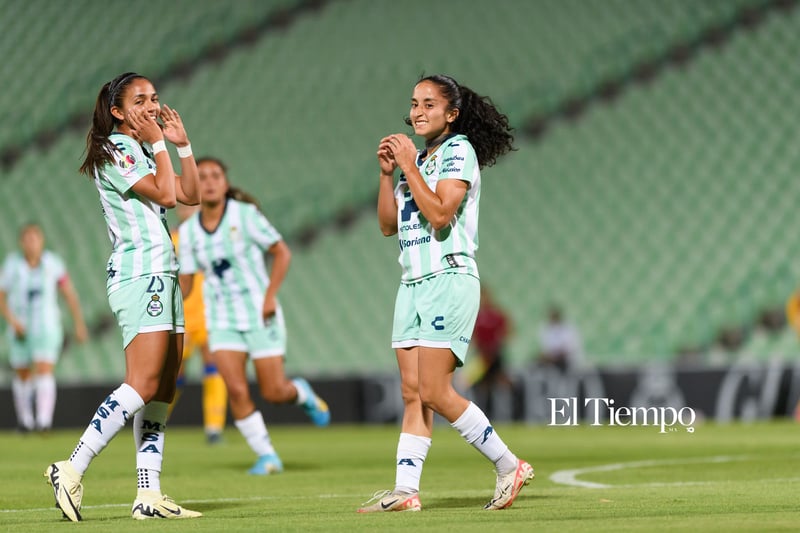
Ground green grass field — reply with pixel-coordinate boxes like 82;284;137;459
1;420;797;532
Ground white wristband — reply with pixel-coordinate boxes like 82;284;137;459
151;140;167;155
176;143;193;158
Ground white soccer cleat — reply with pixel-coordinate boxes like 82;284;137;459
357;489;422;513
44;461;83;522
131;490;202;520
484;459;535;510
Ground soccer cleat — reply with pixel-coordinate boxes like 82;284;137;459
248;453;284;475
293;378;331;427
357;489;422;513
131;490;202;520
206;431;224;446
44;461;83;522
483;459;535;510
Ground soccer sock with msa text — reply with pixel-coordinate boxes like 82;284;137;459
70;383;145;475
235;410;276;456
395;432;431;494
134;401;169;495
451;402;518;476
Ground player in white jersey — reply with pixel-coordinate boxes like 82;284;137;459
168;202;228;445
178;157;330;475
0;223;88;432
359;75;533;513
44;72;201;522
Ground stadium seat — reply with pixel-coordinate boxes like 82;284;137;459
0;0;790;381
0;0;299;151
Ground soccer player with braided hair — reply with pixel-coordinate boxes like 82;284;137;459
359;75;533;512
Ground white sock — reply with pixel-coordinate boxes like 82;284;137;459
134;401;169;495
394;433;431;493
291;379;308;405
451;402;518;475
34;374;57;430
69;383;145;475
12;377;34;430
234;410;275;456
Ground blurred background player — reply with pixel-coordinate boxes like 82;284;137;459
169;202;227;444
0;222;88;433
178;157;330;475
536;304;584;372
465;285;513;420
785;291;800;421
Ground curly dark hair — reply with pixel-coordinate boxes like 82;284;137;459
405;74;515;168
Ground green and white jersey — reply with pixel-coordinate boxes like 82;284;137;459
178;199;282;331
94;133;178;293
394;133;480;284
0;251;66;337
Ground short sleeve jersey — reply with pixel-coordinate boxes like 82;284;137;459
394;133;481;283
95;133;178;293
178;199;282;331
0;251;67;337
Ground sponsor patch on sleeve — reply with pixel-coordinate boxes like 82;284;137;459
118;154;137;175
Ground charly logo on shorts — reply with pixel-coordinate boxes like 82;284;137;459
147;294;164;317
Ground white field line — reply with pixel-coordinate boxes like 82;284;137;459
549;455;751;489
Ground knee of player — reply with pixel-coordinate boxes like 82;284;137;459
225;380;252;402
418;387;444;412
259;385;290;404
128;381;159;404
399;383;422;406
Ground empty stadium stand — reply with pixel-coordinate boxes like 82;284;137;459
0;0;795;385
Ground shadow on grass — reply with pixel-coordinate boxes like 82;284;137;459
216;460;323;473
277;461;324;472
429;493;555;509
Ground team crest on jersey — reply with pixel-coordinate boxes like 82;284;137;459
424;155;437;176
230;226;241;242
146;294;164;317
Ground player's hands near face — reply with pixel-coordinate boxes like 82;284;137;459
160;105;189;147
383;134;417;175
377;137;398;175
127;106;164;145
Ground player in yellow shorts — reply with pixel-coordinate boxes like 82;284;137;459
170;203;227;443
